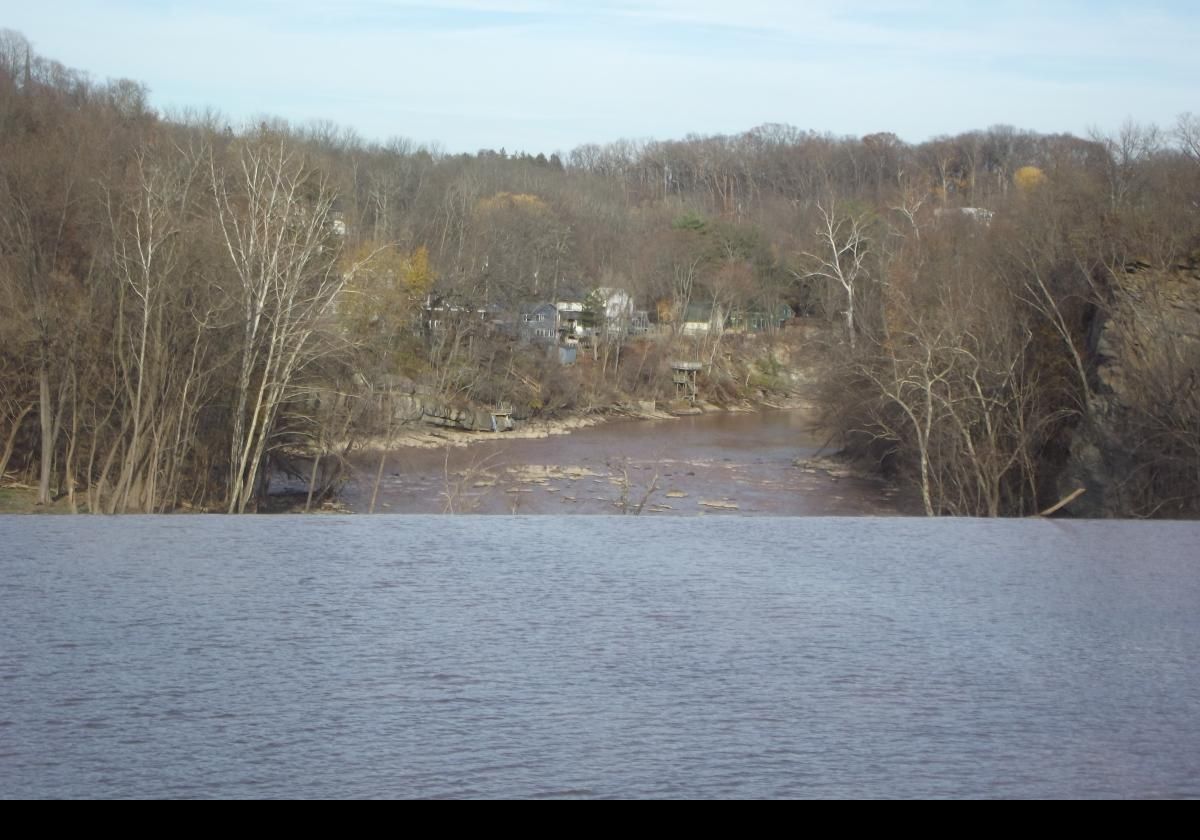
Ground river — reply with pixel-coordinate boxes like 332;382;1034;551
3;410;1197;798
339;408;909;515
2;515;1198;798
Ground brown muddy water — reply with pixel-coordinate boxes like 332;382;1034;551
339;409;909;515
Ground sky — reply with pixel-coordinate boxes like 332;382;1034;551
5;0;1198;154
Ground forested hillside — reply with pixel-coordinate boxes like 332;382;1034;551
2;31;1198;516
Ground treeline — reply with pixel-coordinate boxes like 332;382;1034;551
1;30;1198;515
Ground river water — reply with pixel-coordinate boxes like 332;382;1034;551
2;515;1198;798
341;409;907;515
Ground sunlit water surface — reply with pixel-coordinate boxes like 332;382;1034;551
2;516;1197;798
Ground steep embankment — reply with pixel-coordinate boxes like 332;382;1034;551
379;331;813;440
1063;259;1200;517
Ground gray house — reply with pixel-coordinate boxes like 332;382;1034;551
519;302;558;344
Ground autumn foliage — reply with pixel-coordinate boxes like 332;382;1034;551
2;30;1198;515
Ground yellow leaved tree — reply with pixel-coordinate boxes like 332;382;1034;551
339;242;435;372
474;192;550;215
1014;166;1046;192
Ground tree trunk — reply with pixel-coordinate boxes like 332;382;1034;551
37;356;52;505
64;373;78;513
0;404;34;481
369;450;387;514
305;452;322;513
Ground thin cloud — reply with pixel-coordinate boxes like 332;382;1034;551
5;1;1198;152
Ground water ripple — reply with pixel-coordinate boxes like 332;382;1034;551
1;516;1198;798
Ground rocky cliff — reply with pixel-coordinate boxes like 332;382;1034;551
1063;258;1200;517
385;382;515;432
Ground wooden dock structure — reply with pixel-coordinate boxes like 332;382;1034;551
671;361;701;405
490;402;513;432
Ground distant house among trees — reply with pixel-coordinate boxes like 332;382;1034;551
583;287;637;338
519;302;558;343
680;300;790;334
513;299;590;346
556;300;584;342
933;206;994;225
330;210;347;237
423;296;497;334
681;301;722;335
728;304;792;333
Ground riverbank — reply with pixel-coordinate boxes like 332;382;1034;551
0;485;80;514
0;486;37;513
360;391;820;454
368;405;662;451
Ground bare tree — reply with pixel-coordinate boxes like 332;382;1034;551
99;143;217;512
439;445;502;513
799;201;872;349
0;125;81;504
1091;120;1161;212
210;137;359;513
1176;112;1200;167
608;456;661;515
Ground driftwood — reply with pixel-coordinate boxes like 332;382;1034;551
1038;487;1086;517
